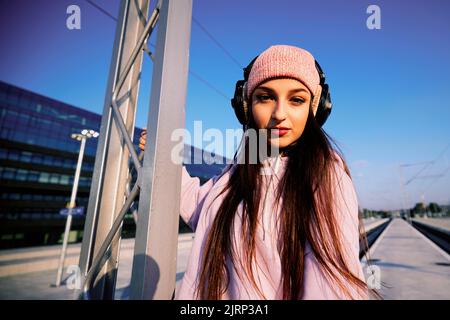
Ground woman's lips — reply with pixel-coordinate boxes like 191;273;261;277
270;128;290;136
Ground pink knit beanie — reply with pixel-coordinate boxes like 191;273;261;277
245;45;322;106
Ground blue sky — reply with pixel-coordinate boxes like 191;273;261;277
1;0;449;210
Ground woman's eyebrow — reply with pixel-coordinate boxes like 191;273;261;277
255;86;308;94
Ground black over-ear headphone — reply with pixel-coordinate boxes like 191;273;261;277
231;56;332;128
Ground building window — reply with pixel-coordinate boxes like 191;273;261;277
33;194;43;201
0;127;11;139
0;148;7;159
7;150;19;161
19;96;31;109
39;172;49;183
28;171;39;182
2;168;15;180
63;159;74;168
31;154;43;164
80;177;91;187
10;193;20;200
53;157;62;166
16;169;27;181
60;175;69;185
22;194;32;201
21;151;32;163
43;155;53;166
7;93;19;106
0;91;7;103
49;174;59;184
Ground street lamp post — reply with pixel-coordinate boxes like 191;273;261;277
55;129;99;287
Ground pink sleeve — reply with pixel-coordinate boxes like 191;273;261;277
180;166;225;232
302;160;368;299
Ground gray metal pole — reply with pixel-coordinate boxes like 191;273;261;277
398;165;412;224
130;0;192;300
55;137;86;287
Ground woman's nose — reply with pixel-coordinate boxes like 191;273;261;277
272;99;287;121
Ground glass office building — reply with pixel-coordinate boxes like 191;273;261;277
0;81;227;248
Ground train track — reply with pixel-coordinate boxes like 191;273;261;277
359;219;391;259
410;219;450;254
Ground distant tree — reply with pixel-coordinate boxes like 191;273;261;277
362;208;372;219
428;202;441;213
378;210;388;218
412;202;426;214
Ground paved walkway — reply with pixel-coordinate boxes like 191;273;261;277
363;218;450;299
2;219;449;299
0;234;194;300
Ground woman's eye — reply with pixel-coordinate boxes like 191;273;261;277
292;97;305;104
256;94;272;102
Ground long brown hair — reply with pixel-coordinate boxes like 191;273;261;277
197;102;372;299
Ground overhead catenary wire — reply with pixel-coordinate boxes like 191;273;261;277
86;0;243;70
404;143;450;185
399;143;450;208
146;42;230;101
420;164;450;196
84;0;235;101
192;16;243;70
85;0;118;21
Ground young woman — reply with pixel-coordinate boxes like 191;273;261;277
139;45;370;299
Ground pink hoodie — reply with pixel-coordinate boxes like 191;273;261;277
175;154;367;300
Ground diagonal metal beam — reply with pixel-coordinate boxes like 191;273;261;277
80;183;141;299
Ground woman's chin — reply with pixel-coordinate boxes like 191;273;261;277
268;137;291;150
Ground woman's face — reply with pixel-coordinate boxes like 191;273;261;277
251;78;312;149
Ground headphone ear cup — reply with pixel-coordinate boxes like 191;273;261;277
231;80;247;125
231;56;259;127
314;83;332;127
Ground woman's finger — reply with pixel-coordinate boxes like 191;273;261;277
139;129;147;151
